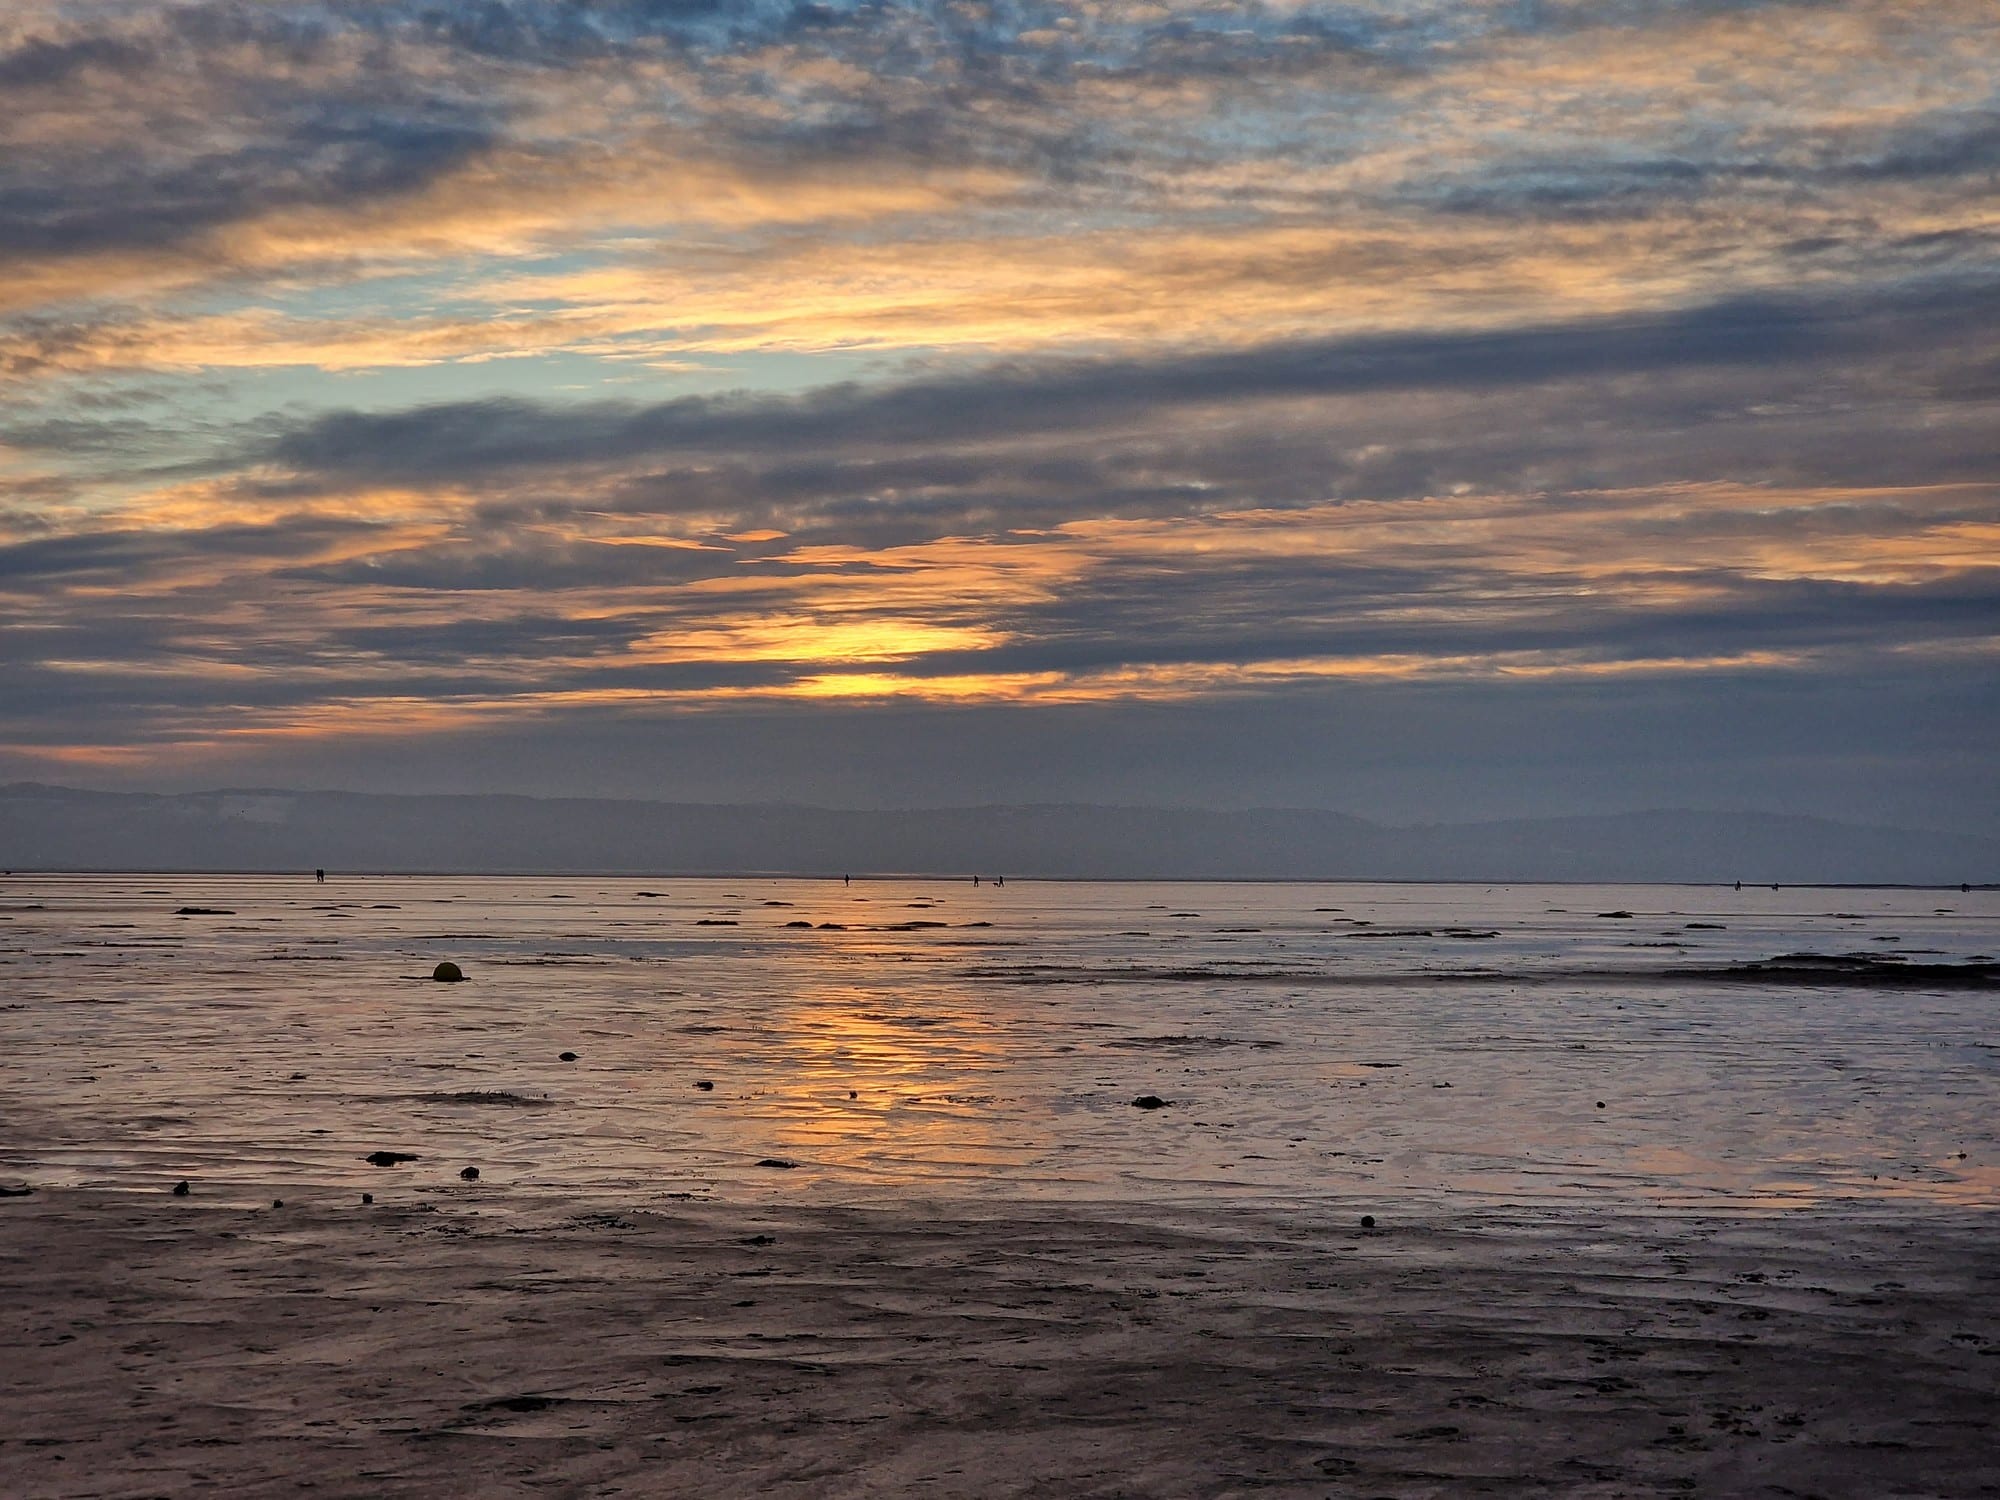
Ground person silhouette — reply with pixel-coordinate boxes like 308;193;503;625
315;868;325;884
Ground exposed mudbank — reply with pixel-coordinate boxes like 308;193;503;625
413;1091;557;1108
1698;953;2000;989
1102;1034;1284;1051
967;953;2000;990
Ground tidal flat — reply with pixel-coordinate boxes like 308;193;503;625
3;875;1996;1495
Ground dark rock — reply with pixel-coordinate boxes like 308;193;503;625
0;1184;33;1197
1131;1095;1170;1109
755;1158;797;1169
175;907;234;916
431;961;465;982
361;1192;374;1204
848;1090;858;1099
171;1179;190;1196
1598;910;1634;919
1360;1214;1376;1228
695;918;738;926
784;920;812;928
364;1150;419;1167
1596;1101;1606;1109
816;922;847;930
459;1166;480;1181
272;1199;284;1208
741;1234;776;1245
559;1051;578;1062
694;1079;714;1091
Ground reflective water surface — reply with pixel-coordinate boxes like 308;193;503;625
2;874;1995;1209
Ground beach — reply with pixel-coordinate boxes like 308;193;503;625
6;1191;1998;1497
3;875;1997;1494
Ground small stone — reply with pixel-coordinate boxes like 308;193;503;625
272;1199;284;1208
1596;1101;1606;1109
459;1166;480;1181
1131;1095;1169;1109
848;1090;858;1100
694;1079;714;1091
756;1158;797;1169
361;1192;374;1204
559;1051;578;1062
364;1150;419;1167
171;1180;190;1196
431;961;465;982
1360;1214;1376;1228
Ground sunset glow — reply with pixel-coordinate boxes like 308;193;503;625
2;0;1995;819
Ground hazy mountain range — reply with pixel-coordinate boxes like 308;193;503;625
1;784;1991;885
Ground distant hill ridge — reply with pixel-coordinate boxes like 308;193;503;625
1;784;1992;884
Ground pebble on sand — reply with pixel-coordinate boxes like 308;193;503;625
431;961;466;982
756;1158;798;1169
694;1079;714;1091
1361;1214;1376;1228
171;1180;190;1196
459;1166;480;1181
272;1199;283;1208
364;1150;419;1167
361;1192;373;1204
560;1051;578;1062
1131;1095;1170;1109
1596;1100;1607;1109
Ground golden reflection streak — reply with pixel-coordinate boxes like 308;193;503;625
711;966;1021;1181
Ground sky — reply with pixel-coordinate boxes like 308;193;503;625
1;0;1995;828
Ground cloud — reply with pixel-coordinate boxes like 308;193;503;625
254;279;2000;487
2;0;1996;818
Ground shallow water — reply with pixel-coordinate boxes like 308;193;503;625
2;874;1995;1210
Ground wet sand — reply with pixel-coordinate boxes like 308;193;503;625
5;1189;1997;1497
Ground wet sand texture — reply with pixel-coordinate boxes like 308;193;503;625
5;1193;1997;1498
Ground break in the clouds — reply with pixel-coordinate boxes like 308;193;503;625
0;0;1995;826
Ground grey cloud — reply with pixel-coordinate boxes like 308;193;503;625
0;516;383;589
283;537;750;591
878;560;2000;682
31;663;1994;837
0;109;495;258
0;31;152;87
261;280;2000;490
